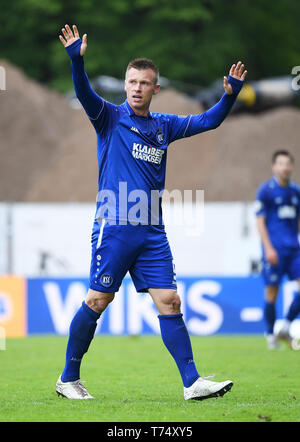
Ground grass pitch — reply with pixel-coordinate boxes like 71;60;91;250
0;335;299;422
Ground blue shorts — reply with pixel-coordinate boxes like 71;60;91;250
89;220;177;293
261;247;300;286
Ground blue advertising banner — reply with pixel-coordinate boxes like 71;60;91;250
27;276;299;335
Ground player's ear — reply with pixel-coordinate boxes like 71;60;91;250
154;83;160;95
271;163;276;174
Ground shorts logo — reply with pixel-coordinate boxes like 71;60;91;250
100;274;114;287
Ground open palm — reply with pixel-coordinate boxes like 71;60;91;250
59;24;87;56
223;61;247;94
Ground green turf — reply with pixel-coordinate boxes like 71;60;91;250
0;335;299;422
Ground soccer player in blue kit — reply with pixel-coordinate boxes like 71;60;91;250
56;24;247;400
255;150;300;350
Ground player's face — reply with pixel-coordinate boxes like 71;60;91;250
125;68;160;115
272;155;293;183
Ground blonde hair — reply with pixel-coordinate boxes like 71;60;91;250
126;58;159;85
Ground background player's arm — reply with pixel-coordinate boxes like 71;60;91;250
59;24;104;120
256;215;278;265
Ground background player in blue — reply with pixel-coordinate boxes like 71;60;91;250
255;150;300;350
56;24;247;400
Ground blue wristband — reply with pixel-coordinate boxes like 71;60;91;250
65;39;82;60
227;75;244;95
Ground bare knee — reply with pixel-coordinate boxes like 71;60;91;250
85;289;115;314
170;291;181;314
150;289;181;315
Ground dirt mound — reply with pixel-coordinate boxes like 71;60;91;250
0;59;87;201
0;60;300;202
166;106;300;200
151;88;203;115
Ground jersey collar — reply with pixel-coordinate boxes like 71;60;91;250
272;175;290;188
124;100;153;119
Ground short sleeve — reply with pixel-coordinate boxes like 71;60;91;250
254;184;268;217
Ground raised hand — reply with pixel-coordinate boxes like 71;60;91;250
223;61;247;94
59;24;87;56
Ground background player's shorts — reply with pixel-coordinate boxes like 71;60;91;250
261;246;300;286
89;219;177;293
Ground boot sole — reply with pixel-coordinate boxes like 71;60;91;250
190;381;233;401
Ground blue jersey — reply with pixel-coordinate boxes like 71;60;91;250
255;177;300;250
66;39;243;224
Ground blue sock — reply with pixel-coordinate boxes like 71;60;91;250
287;295;300;322
158;313;200;388
61;301;100;382
264;301;276;335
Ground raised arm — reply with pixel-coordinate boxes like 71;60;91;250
223;61;247;94
168;62;248;142
59;24;104;120
187;61;247;136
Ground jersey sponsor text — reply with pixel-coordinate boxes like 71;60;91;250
132;142;164;165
